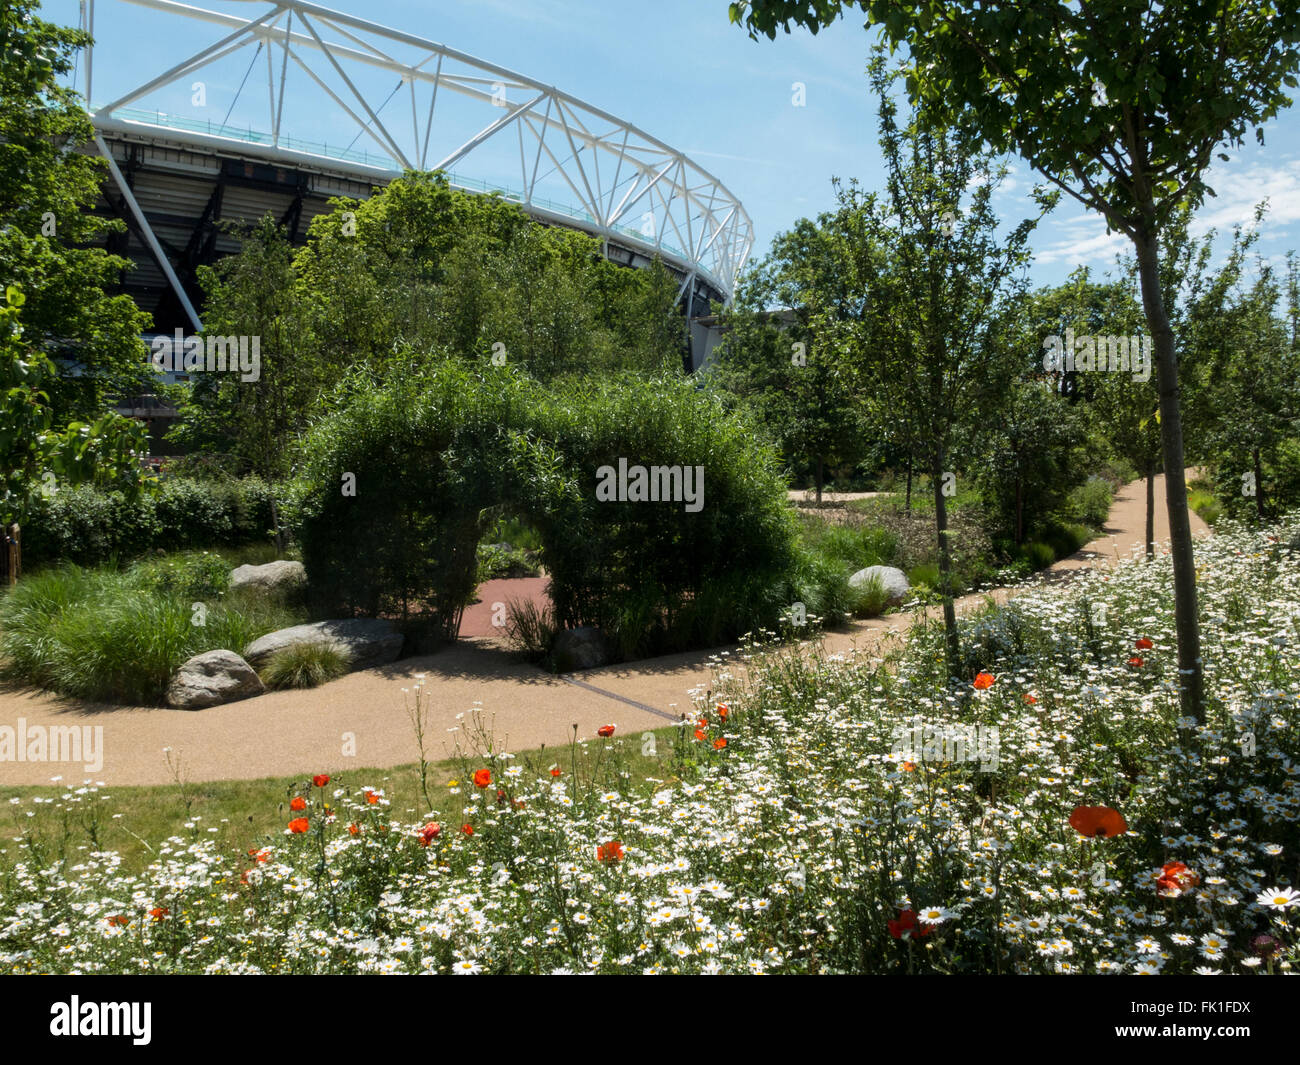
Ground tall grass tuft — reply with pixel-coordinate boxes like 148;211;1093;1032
0;563;303;705
260;642;350;690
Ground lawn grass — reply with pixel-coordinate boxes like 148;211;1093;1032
0;725;690;877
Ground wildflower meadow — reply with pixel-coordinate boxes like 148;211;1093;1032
3;518;1296;976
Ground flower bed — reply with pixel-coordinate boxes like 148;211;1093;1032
1;519;1297;974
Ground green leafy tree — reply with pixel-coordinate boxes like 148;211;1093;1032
1;284;148;526
0;1;151;423
706;210;870;501
823;65;1049;676
730;0;1300;720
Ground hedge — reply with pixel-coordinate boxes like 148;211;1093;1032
22;477;281;568
292;362;799;657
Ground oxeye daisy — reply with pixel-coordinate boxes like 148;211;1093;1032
1256;887;1300;909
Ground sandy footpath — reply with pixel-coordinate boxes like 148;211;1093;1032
0;474;1207;786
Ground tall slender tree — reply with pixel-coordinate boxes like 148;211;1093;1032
730;0;1300;720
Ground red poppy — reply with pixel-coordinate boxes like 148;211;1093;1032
290;796;306;811
596;840;624;863
550;767;561;778
473;768;492;788
288;817;310;834
902;761;916;772
461;823;474;836
364;789;380;805
1156;861;1198;897
887;909;933;940
149;907;169;922
106;914;129;927
1135;637;1153;650
973;672;995;690
348;823;360;836
717;704;729;720
597;725;616;738
1128;656;1145;667
713;737;727;750
698;717;709;728
694;728;707;741
418;821;440;846
312;774;330;787
1022;693;1038;705
1068;805;1128;838
248;847;271;863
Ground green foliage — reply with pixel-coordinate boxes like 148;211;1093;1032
129;550;230;600
0;3;152;429
176;173;689;471
1064;477;1115;530
23;478;280;569
293;363;797;656
259;642;350;690
0;563;301;704
503;598;559;659
1;285;150;526
972;380;1086;545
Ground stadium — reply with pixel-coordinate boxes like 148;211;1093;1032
69;0;755;435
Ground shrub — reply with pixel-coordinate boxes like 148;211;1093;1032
23;478;281;569
1064;475;1114;529
504;597;558;658
0;563;301;704
129;550;230;600
907;562;940;589
295;364;798;657
847;573;891;617
260;642;350;690
1018;541;1057;571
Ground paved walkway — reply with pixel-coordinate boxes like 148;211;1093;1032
0;475;1207;786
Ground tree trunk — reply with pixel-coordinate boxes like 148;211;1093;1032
1253;447;1265;520
1134;228;1204;722
932;445;960;679
1015;475;1023;547
1145;459;1155;559
815;456;824;505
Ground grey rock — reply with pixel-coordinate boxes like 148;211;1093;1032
167;650;265;710
849;564;911;605
552;626;609;672
243;618;404;670
229;560;306;594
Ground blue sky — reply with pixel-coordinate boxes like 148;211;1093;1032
48;0;1300;292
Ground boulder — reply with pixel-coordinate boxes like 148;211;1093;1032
551;626;609;672
229;560;306;594
849;564;911;605
243;618;404;671
167;650;265;710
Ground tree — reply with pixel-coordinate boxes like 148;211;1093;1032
822;63;1049;676
730;0;1300;721
1199;257;1300;517
0;1;151;424
705;210;870;502
0;3;151;525
1;284;148;525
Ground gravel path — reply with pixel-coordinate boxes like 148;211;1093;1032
0;474;1207;785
